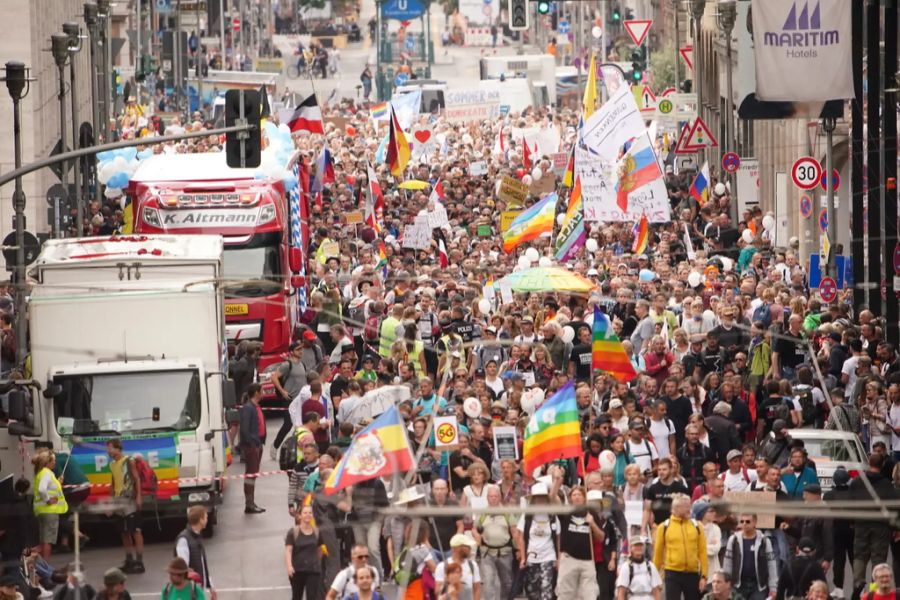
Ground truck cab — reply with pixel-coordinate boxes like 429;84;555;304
129;153;304;374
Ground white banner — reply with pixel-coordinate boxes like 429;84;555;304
579;85;647;161
736;158;761;215
443;88;501;123
751;0;853;101
577;135;671;223
511;126;562;157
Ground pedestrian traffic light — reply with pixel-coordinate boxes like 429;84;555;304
631;47;647;83
537;0;551;15
611;5;621;22
224;88;261;168
508;0;529;30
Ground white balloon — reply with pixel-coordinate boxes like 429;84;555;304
762;215;775;230
687;271;702;287
538;256;553;267
518;255;531;268
98;162;117;184
720;256;734;272
561;325;575;344
478;298;492;315
585;238;599;253
532;167;543;181
525;248;540;263
741;229;754;244
112;156;128;170
557;213;566;225
104;187;123;199
522;175;533;186
599;450;616;471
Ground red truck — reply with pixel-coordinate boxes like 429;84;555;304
129;153;304;375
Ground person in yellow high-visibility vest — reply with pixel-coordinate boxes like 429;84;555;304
32;448;68;560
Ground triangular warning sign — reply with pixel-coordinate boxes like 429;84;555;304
632;84;657;113
624;20;653;46
680;46;694;71
674;122;693;154
681;117;719;152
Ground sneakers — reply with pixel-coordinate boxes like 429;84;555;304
37;586;53;599
244;504;266;514
269;444;277;461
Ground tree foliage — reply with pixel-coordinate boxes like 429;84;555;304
650;47;676;91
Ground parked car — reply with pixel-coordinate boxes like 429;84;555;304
787;429;868;490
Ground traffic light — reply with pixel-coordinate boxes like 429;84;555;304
611;4;621;23
224;88;261;168
631;47;647;83
537;0;551;15
508;0;529;30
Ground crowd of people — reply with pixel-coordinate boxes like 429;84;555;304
3;86;900;600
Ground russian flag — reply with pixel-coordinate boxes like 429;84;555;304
288;94;324;134
615;135;662;212
690;161;710;204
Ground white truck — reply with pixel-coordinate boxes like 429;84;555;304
6;234;234;534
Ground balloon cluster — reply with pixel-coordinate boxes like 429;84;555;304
96;147;150;200
257;121;299;192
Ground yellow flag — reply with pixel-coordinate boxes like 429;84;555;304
583;54;598;118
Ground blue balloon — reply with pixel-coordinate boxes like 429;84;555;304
107;172;129;189
137;148;154;160
282;174;298;192
638;269;656;282
263;121;279;141
97;150;116;163
119;147;138;161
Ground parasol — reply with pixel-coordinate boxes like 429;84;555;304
397;180;430;190
496;266;597;293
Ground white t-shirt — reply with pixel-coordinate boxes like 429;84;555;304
615;558;662;600
434;556;482;588
649;418;676;459
720;467;758;492
626;438;659;474
329;564;382;598
842;356;860;398
888;403;900;453
516;514;559;564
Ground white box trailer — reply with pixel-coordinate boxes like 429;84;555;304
15;234;233;533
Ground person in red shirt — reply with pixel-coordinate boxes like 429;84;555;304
301;381;329;453
643;336;675;388
865;564;897;600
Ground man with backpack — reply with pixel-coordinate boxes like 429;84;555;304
652;494;708;600
161;558;205;600
774;538;825;600
106;438;145;574
721;513;777;600
472;485;515;600
173;506;215;600
791;367;824;428
615;536;662;600
434;535;481;600
269;341;309;460
326;544;382;600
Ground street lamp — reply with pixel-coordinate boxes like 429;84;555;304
1;61;32;368
690;0;706;165
97;0;112;142
83;2;104;208
63;21;85;237
718;0;737;224
51;33;70;240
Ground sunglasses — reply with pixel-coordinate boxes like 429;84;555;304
353;555;370;560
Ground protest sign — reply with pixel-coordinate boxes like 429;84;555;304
435;416;460;450
444;88;501;123
498;176;529;206
402;224;432;249
493;426;519;460
724;490;776;529
500;209;523;232
469;160;488;176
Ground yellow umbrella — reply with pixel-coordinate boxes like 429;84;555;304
497;267;597;293
397;180;430;190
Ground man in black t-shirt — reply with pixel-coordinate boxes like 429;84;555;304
568;326;594;382
644;457;690;526
555;489;602;598
700;332;725;377
428;479;463;555
773;314;810;382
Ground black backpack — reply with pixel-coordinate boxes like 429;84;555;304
279;431;298;471
792;385;818;426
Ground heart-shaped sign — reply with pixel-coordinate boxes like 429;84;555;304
414;130;432;144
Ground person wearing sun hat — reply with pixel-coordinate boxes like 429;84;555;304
162;558;205;600
98;567;130;600
514;479;562;599
434;534;481;599
616;535;663;600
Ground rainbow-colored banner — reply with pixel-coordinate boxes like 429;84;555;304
554;176;586;262
592;307;638;382
70;435;180;501
523;382;582;476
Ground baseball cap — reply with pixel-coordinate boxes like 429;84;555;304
302;330;317;342
608;398;623;409
449;534;477;549
772;419;788;433
629;535;647;546
726;449;742;462
804;483;822;495
103;568;127;587
798;538;816;553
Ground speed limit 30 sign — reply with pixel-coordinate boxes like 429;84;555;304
792;157;822;190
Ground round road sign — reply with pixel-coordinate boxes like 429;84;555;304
657;98;673;114
820;277;838;303
1;231;40;269
791;156;822;190
820;168;841;192
232;17;241;31
722;152;741;173
799;194;813;219
818;209;828;232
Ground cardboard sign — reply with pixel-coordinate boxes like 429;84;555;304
320;240;340;257
498;280;514;304
477;224;493;237
344;210;364;225
530;174;556;196
469;161;488;176
325;116;352;133
402;224;432;249
493;426;519;460
500;210;523;233
427;205;450;229
435;415;460;450
724;490;775;529
498;176;529;207
551;152;569;176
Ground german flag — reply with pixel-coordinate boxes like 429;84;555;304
386;106;410;177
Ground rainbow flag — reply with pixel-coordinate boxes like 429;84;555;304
554;176;586;262
690;161;710;204
69;435;180;502
370;102;389;121
615;135;662;212
386;106;411;177
522;382;582;476
376;240;388;278
502;193;556;253
592;307;638;382
325;406;415;495
632;213;649;254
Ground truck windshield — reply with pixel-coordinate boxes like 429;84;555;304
53;370;202;435
223;243;282;298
